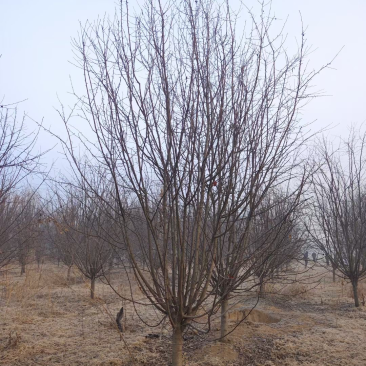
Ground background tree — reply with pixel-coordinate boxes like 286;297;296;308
51;179;113;298
209;188;306;340
12;192;41;275
309;131;366;307
0;191;18;267
45;211;75;280
0;73;45;270
248;191;306;299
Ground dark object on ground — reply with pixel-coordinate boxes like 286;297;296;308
116;307;124;332
145;333;160;339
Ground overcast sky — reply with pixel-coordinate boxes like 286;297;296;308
1;0;365;170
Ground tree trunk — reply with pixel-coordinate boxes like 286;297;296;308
259;281;266;298
91;277;95;299
352;280;360;307
67;265;72;281
20;262;26;276
172;326;183;366
220;297;229;341
332;266;336;283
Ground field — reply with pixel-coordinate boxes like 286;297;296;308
1;262;366;366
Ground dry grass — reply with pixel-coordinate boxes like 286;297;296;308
1;262;366;365
280;282;309;298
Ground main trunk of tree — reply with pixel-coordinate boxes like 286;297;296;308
220;297;229;341
67;265;72;281
352;280;360;307
91;277;96;299
332;267;336;283
172;326;183;366
259;281;266;298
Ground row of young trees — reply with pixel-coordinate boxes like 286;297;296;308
2;1;366;365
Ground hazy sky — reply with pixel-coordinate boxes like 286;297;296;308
1;0;365;169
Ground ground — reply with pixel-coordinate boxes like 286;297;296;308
0;262;366;366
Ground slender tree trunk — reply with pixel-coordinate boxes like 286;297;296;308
172;325;183;366
20;262;26;276
259;281;266;299
91;277;95;299
67;265;72;281
220;297;229;341
332;266;336;283
352;280;359;307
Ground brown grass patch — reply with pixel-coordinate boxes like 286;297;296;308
1;262;366;365
280;282;309;298
228;308;281;324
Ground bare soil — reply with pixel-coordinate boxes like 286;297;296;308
1;262;366;365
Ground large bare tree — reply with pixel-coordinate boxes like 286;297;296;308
54;0;328;364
